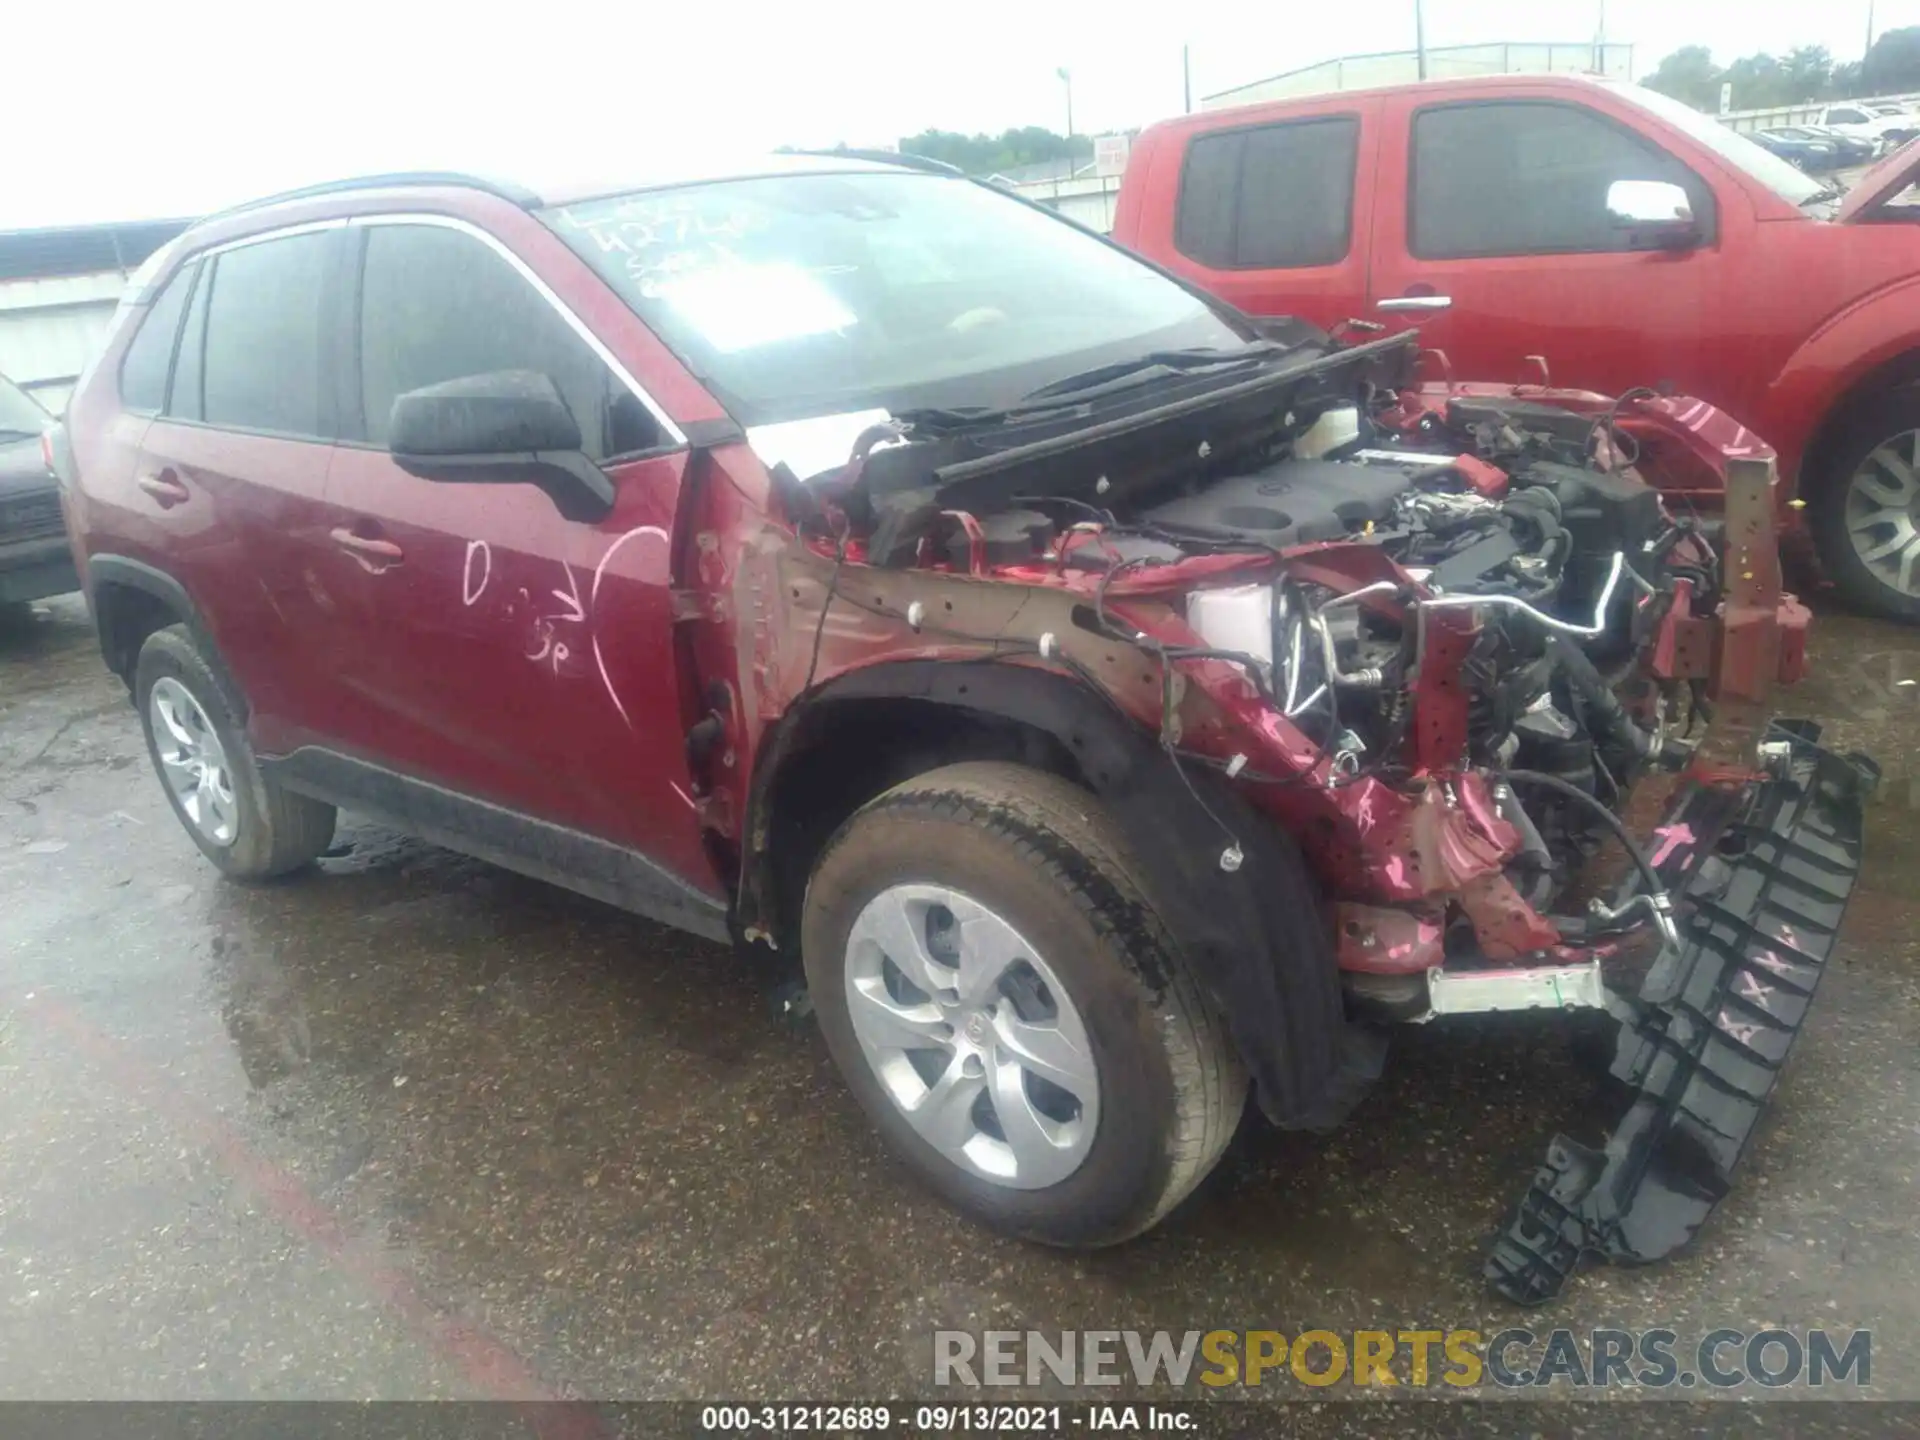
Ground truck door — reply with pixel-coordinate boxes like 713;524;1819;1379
1366;87;1734;400
1138;96;1382;333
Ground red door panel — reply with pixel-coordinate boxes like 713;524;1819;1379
1365;89;1746;402
318;450;711;889
133;420;336;755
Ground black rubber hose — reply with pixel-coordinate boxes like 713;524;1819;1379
1497;767;1666;898
1546;633;1653;759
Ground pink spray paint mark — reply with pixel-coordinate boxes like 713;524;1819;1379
1649;822;1697;868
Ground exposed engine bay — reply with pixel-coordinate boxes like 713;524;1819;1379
757;329;1872;1302
793;336;1747;985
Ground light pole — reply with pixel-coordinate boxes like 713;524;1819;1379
1867;0;1877;58
1057;66;1074;139
1415;0;1428;81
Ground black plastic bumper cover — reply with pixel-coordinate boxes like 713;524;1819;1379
1486;722;1876;1305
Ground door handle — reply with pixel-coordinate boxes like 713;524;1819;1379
1377;294;1453;313
137;470;191;507
330;527;405;573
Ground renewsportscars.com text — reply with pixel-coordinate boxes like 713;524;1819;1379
933;1328;1872;1391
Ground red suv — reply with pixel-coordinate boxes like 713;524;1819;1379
1115;74;1920;620
56;158;1870;1300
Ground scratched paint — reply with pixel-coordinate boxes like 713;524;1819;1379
462;541;491;607
589;526;671;731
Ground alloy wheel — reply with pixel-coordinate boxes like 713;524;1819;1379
1845;429;1920;599
843;883;1100;1189
149;676;239;846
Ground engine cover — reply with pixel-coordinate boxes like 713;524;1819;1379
1141;458;1412;547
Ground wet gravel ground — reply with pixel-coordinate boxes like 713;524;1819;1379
2;592;1918;1424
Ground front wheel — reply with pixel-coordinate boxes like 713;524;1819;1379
1807;393;1920;623
801;762;1246;1247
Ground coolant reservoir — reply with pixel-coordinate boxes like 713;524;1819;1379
1186;585;1274;668
1295;406;1360;460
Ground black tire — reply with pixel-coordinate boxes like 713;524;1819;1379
801;761;1246;1247
134;624;336;878
1807;389;1920;623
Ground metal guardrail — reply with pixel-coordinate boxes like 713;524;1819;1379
1719;90;1920;134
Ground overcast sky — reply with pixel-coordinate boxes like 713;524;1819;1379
10;0;1918;228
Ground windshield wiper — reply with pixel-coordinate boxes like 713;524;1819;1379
895;341;1310;435
0;427;43;443
1800;185;1844;207
1016;343;1285;404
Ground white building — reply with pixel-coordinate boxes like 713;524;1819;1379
0;221;189;413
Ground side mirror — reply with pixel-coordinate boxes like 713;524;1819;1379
1606;180;1700;251
388;370;615;524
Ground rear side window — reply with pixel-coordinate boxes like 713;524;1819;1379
117;266;195;413
201;231;333;438
170;257;211;422
1410;102;1712;260
355;223;667;461
1174;117;1359;270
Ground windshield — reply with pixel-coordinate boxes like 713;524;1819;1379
0;375;50;439
1620;83;1828;206
542;171;1252;426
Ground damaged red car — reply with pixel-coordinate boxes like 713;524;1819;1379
55;155;1875;1302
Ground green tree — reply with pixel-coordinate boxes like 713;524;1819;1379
1862;26;1920;95
1780;45;1834;102
1644;45;1720;109
897;127;1092;176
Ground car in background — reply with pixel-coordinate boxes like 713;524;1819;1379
1114;72;1920;620
1753;126;1842;170
0;373;75;608
1793;125;1881;166
1813;101;1919;151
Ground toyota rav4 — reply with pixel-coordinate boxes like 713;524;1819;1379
55;156;1873;1301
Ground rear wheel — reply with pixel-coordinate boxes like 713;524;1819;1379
1808;393;1920;622
134;625;336;878
802;762;1246;1247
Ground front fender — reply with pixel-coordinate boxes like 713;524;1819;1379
1762;273;1920;484
739;660;1382;1130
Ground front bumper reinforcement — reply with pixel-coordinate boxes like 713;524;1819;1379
1485;723;1876;1305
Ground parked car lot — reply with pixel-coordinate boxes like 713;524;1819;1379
9;114;1920;1415
4;591;1918;1400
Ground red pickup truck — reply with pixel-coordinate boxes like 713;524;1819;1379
1115;73;1920;620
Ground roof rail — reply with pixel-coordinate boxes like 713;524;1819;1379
205;171;540;222
791;148;964;177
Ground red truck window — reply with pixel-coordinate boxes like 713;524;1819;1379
1174;116;1359;270
1409;101;1715;260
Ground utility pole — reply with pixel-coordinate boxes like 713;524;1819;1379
1183;45;1192;113
1415;0;1428;80
1595;0;1607;72
1867;0;1877;58
1057;66;1074;139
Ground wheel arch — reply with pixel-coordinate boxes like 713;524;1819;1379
1799;344;1920;499
737;659;1376;1128
88;554;246;717
1768;277;1920;492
